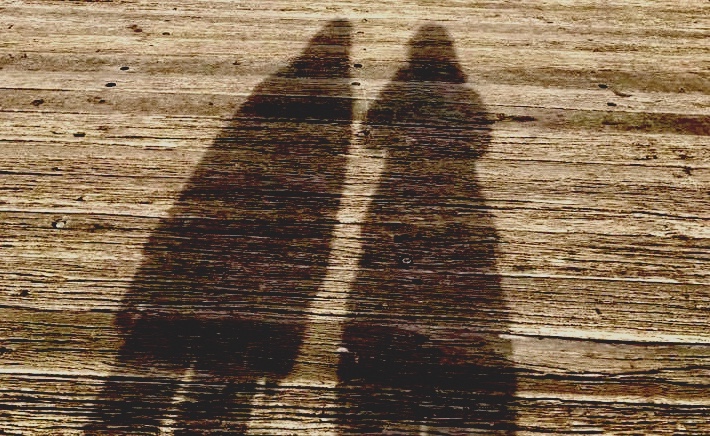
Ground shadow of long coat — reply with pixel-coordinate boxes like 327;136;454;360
85;20;353;434
337;25;517;434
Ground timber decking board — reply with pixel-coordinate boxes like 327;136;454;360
1;0;708;434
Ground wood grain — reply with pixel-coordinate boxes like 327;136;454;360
1;0;708;434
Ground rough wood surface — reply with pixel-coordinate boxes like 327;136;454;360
1;1;708;435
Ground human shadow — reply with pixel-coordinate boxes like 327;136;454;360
336;25;517;434
85;20;353;434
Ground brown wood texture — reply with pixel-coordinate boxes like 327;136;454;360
1;1;708;435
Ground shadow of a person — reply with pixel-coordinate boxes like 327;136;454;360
336;25;517;434
85;19;353;434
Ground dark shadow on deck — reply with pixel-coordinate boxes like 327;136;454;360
336;25;517;434
85;20;516;435
85;19;353;434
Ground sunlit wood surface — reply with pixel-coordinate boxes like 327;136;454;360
1;1;708;434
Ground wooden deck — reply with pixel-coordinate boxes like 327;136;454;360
1;1;708;434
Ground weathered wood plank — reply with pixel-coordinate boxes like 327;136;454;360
1;0;708;434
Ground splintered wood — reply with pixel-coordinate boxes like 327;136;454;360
0;1;708;435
